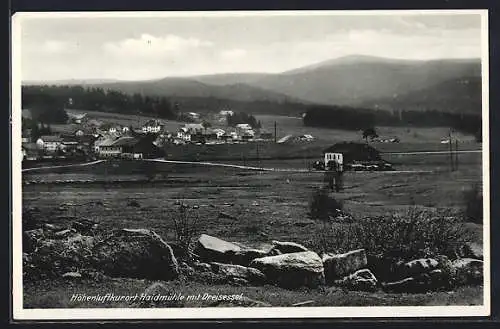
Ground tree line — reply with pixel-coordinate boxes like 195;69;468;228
226;112;262;129
303;105;482;141
22;85;179;122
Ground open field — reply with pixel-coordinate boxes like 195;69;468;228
21;154;484;308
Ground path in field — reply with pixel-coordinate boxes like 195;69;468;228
21;160;105;173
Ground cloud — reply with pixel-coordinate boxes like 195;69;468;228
220;48;247;60
102;34;214;59
37;40;80;54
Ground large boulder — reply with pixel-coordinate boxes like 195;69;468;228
267;240;308;256
210;262;266;285
92;229;179;280
23;228;46;252
322;249;367;283
250;251;325;288
452;258;483;285
334;269;378;292
225;249;269;266
25;233;95;278
398;258;439;278
193;234;241;263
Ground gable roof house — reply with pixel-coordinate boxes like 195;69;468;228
36;135;63;152
142;119;164;134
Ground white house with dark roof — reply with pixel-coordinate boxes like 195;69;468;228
142;119;164;133
36;135;63;152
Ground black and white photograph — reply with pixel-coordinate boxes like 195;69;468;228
11;10;490;320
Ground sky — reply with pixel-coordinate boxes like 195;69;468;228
16;11;484;81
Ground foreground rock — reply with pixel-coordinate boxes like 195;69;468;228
398;258;439;278
226;249;269;266
322;249;367;283
210;262;266;285
267;240;309;256
334;269;378;292
452;258;483;285
92;228;179;280
250;251;325;288
194;234;241;263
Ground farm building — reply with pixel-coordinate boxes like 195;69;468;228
36;135;63;153
142;119;164;134
97;136;164;159
323;142;382;164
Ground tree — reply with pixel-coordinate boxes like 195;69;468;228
362;127;378;142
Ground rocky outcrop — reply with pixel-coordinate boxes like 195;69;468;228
193;234;241;263
226;249;269;266
92;228;179;280
322;249;367;283
250;251;325;288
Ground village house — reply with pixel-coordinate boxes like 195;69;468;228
97;136;163;159
22;142;39;161
258;130;273;140
177;123;205;142
142;119;164;134
36;135;63;153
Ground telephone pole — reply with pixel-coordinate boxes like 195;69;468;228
455;139;459;171
448;130;454;172
274;121;277;143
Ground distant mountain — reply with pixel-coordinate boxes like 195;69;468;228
242;55;481;109
189;72;274;86
84;77;307;104
360;76;482;114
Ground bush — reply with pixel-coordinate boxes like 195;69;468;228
309;207;474;262
464;184;483;224
171;202;202;262
309;188;343;221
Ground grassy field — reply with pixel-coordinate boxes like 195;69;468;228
23;110;484;308
21;153;484;308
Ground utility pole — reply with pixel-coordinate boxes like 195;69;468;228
274;121;277;143
448;130;454;172
455;139;459;171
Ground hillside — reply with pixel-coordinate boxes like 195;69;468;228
360;76;482;114
245;56;481;110
86;78;306;104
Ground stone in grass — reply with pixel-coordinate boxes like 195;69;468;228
334;269;378;292
398;258;439;278
194;234;241;263
62;272;82;279
225;248;269;266
92;228;179;281
250;251;325;289
210;262;266;285
267;240;309;256
452;258;483;286
322;249;367;283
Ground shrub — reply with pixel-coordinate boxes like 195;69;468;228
309;188;343;221
309;207;474;262
171;202;202;262
463;184;483;224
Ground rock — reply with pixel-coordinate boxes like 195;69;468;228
72;219;99;234
382;277;416;293
334;269;378;292
193;234;241;263
62;272;82;279
26;233;95;278
267;240;308;256
399;258;439;278
92;228;179;281
54;229;77;239
452;258;483;285
130;282;184;308
226;248;269;266
218;211;237;220
209;296;271;307
43;223;59;231
210;262;266;284
322;249;367;283
23;228;45;252
366;255;404;282
250;251;325;288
